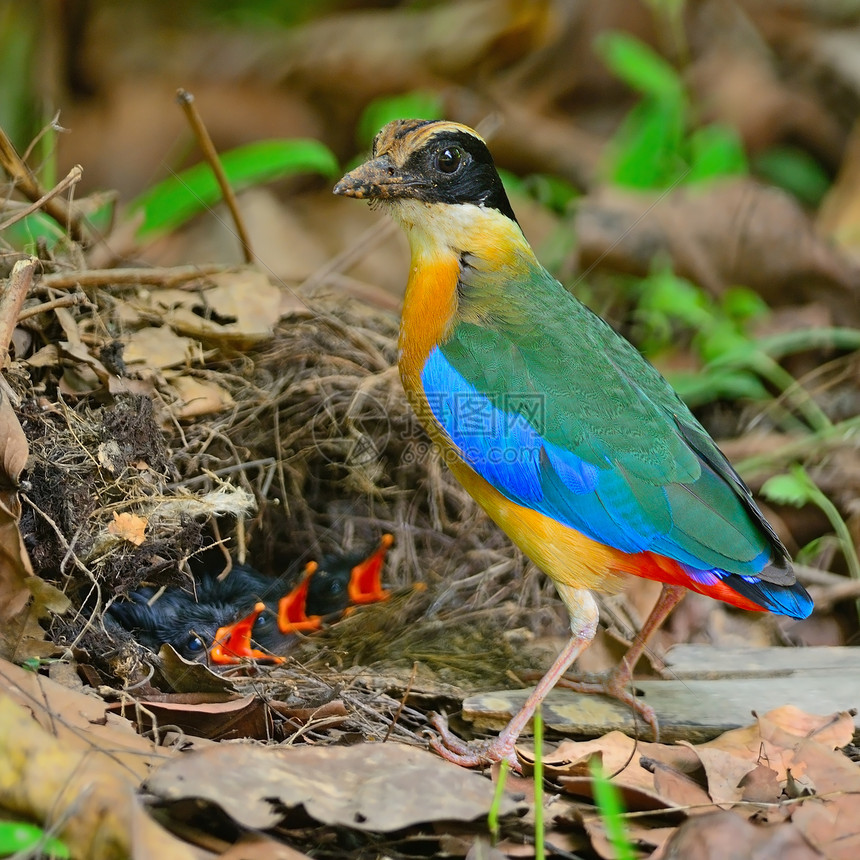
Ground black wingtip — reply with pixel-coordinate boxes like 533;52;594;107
727;572;814;619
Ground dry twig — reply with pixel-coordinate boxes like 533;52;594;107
0;128;85;242
176;88;255;265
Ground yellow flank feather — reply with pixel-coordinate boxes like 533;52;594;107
448;457;629;595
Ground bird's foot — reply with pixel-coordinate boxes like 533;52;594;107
555;671;659;740
427;712;522;772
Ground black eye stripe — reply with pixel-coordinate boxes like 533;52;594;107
397;130;519;224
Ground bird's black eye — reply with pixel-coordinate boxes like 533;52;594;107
254;614;271;629
185;634;205;654
435;146;464;174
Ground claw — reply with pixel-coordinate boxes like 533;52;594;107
427;712;522;771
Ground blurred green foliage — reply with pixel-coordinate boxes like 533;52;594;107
126;138;338;240
595;31;747;189
0;4;42;152
356;91;444;149
629;266;771;405
0;821;70;859
763;464;860;613
753;146;831;208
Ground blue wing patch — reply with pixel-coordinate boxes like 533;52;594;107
422;346;665;555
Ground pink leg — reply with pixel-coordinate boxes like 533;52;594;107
556;583;685;738
429;589;599;770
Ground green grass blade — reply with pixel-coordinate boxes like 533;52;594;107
488;759;509;845
589;756;635;860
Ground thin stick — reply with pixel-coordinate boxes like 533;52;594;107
0;257;38;363
40;263;226;291
17;293;88;322
382;661;418;743
0;126;84;242
0;165;83;232
175;88;254;264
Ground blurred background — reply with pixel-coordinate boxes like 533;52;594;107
3;0;860;654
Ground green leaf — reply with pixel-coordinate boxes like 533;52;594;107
687;123;747;183
721;286;768;323
357;90;443;147
1;211;66;251
128;138;339;240
0;821;70;858
696;320;753;365
608;97;686;188
595;31;683;98
795;535;833;565
761;472;814;507
753;146;831;207
640;268;711;327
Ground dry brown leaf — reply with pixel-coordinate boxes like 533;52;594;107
110;693;272;741
123;325;200;369
0;392;28;484
0;393;60;661
655;809;822;860
169;375;236;419
740;763;783;804
154;644;237;694
0;658;163;777
219;834;311;859
145;742;518;832
648;758;713;810
552;732;695;813
764;705;856;749
791;796;860;860
0;660;195;860
681;743;759;807
163;270;282;348
464;838;509;860
702;707;855;785
107;511;148;546
0;695;194;860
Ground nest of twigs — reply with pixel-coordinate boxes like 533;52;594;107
9;262;565;688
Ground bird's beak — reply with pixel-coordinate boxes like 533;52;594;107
334;155;424;200
277;561;323;633
347;533;393;605
209;602;286;666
